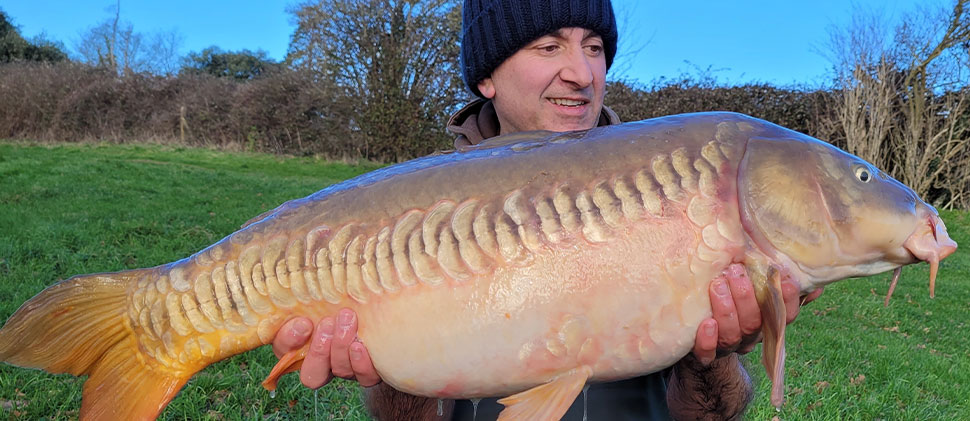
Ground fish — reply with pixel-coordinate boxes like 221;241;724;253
0;112;957;420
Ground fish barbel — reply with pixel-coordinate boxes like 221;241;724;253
0;112;957;420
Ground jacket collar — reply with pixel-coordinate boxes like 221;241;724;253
447;99;621;148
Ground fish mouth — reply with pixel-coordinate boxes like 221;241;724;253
887;214;958;305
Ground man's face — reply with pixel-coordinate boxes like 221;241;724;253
478;27;607;135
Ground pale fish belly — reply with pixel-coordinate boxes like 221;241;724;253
357;197;745;399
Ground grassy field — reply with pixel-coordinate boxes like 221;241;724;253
0;141;967;420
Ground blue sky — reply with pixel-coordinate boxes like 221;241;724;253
2;0;949;87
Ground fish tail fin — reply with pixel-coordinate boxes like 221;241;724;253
0;270;191;420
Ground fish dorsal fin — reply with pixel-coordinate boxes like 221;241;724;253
458;129;594;153
240;198;299;229
750;264;788;409
496;365;592;421
458;130;556;152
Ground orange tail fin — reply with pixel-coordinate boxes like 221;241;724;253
0;270;192;420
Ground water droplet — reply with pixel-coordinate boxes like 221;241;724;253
269;389;277;399
472;398;481;421
314;389;320;418
582;385;590;421
437;399;444;416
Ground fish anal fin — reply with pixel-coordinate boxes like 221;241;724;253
81;337;191;420
262;344;308;391
752;265;788;409
497;365;592;421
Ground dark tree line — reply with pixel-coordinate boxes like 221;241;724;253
0;10;67;63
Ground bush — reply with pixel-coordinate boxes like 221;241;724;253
606;79;840;145
0;62;455;159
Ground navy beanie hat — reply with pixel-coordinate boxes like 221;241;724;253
461;0;618;98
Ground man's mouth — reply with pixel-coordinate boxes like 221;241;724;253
548;98;588;107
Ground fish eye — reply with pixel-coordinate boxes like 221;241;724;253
855;167;872;183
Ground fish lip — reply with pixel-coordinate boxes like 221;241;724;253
901;213;958;299
903;214;958;263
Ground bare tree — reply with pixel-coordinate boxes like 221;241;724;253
74;1;182;76
825;0;970;208
825;9;899;166
142;30;184;76
75;20;120;72
287;0;466;160
891;1;970;207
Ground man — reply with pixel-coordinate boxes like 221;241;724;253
273;0;822;419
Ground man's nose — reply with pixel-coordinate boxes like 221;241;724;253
558;47;594;88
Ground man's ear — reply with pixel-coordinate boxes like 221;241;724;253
478;78;496;99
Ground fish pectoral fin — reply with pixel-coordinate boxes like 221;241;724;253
751;265;788;409
496;365;592;421
261;343;308;391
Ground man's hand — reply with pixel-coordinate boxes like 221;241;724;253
691;263;824;365
271;308;382;389
670;264;823;420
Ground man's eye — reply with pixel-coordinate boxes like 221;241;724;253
585;45;603;54
539;45;559;53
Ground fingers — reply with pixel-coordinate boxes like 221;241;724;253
781;278;802;324
691;319;718;366
272;317;313;358
349;342;381;387
708;264;765;356
703;265;823;360
709;277;741;350
737;331;763;354
300;317;335;389
725;265;761;337
802;286;824;305
285;307;385;390
330;309;358;379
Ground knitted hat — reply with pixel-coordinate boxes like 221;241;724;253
460;0;618;98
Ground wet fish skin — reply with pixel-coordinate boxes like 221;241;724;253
0;112;957;420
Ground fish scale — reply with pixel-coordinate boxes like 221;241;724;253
125;129;729;379
0;112;956;420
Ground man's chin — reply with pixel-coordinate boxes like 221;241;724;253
545;116;597;132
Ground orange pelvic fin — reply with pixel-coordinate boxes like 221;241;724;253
497;365;592;421
262;343;309;391
0;270;192;420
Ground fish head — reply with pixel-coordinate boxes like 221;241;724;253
737;129;957;294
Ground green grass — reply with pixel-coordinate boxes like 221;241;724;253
0;142;380;420
745;208;970;419
1;141;968;420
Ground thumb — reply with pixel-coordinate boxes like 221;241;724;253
272;317;314;357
